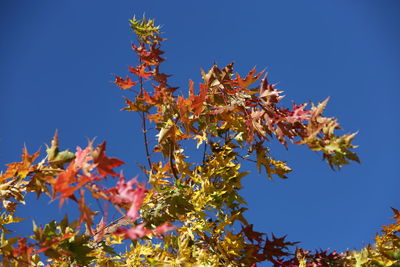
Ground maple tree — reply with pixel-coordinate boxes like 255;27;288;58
1;16;399;266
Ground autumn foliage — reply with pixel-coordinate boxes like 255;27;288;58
1;16;399;266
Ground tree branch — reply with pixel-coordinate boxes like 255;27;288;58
138;54;152;172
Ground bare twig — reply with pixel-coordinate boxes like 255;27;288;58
237;154;257;163
113;204;126;217
93;215;132;243
138;52;153;172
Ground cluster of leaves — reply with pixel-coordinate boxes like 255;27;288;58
1;15;397;266
0;133;173;266
274;209;400;266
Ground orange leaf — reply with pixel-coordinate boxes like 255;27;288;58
129;64;153;79
191;83;208;116
78;190;96;234
233;67;264;88
53;162;78;199
92;142;124;177
114;75;137;89
1;147;39;180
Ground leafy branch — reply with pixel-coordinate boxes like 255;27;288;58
1;15;397;267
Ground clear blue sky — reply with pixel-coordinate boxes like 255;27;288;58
1;0;399;255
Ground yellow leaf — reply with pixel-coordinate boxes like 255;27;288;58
193;131;208;149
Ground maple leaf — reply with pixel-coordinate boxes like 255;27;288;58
259;76;285;105
254;142;291;179
115;223;150;240
145;45;165;65
310;97;330;121
78;190;96;235
263;234;298;262
153;65;171;86
91;142;124;177
285;103;312;123
0;179;27;214
131;44;149;57
53;161;78;201
52;145;96;206
177;95;192;131
114;75;137;89
74;145;95;175
129;64;153;79
129;15;161;44
391;207;400;224
142;84;177;107
132;43;165;65
232;67;264;88
241;224;264;244
1;147;39;181
142;89;157;105
191;83;208;116
381;208;400;234
115;222;174;241
12;238;34;264
122;96;152;112
108;176;146;221
46;131;75;168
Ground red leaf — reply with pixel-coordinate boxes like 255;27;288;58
92;142;124;177
53;160;78;199
129;64;153;79
153;66;171;86
285;103;312;123
115;222;174;240
108;176;146;221
74;146;95;174
177;95;193;131
116;223;150;240
191;83;207;116
12;238;34;262
241;224;264;243
53;145;96;206
114;75;137;89
132;44;165;65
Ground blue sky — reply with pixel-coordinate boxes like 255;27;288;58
1;0;399;255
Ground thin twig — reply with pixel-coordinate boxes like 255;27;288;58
92;215;132;247
93;215;131;236
138;52;152;172
237;154;257;163
113;204;126;217
141;111;152;170
202;123;210;167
